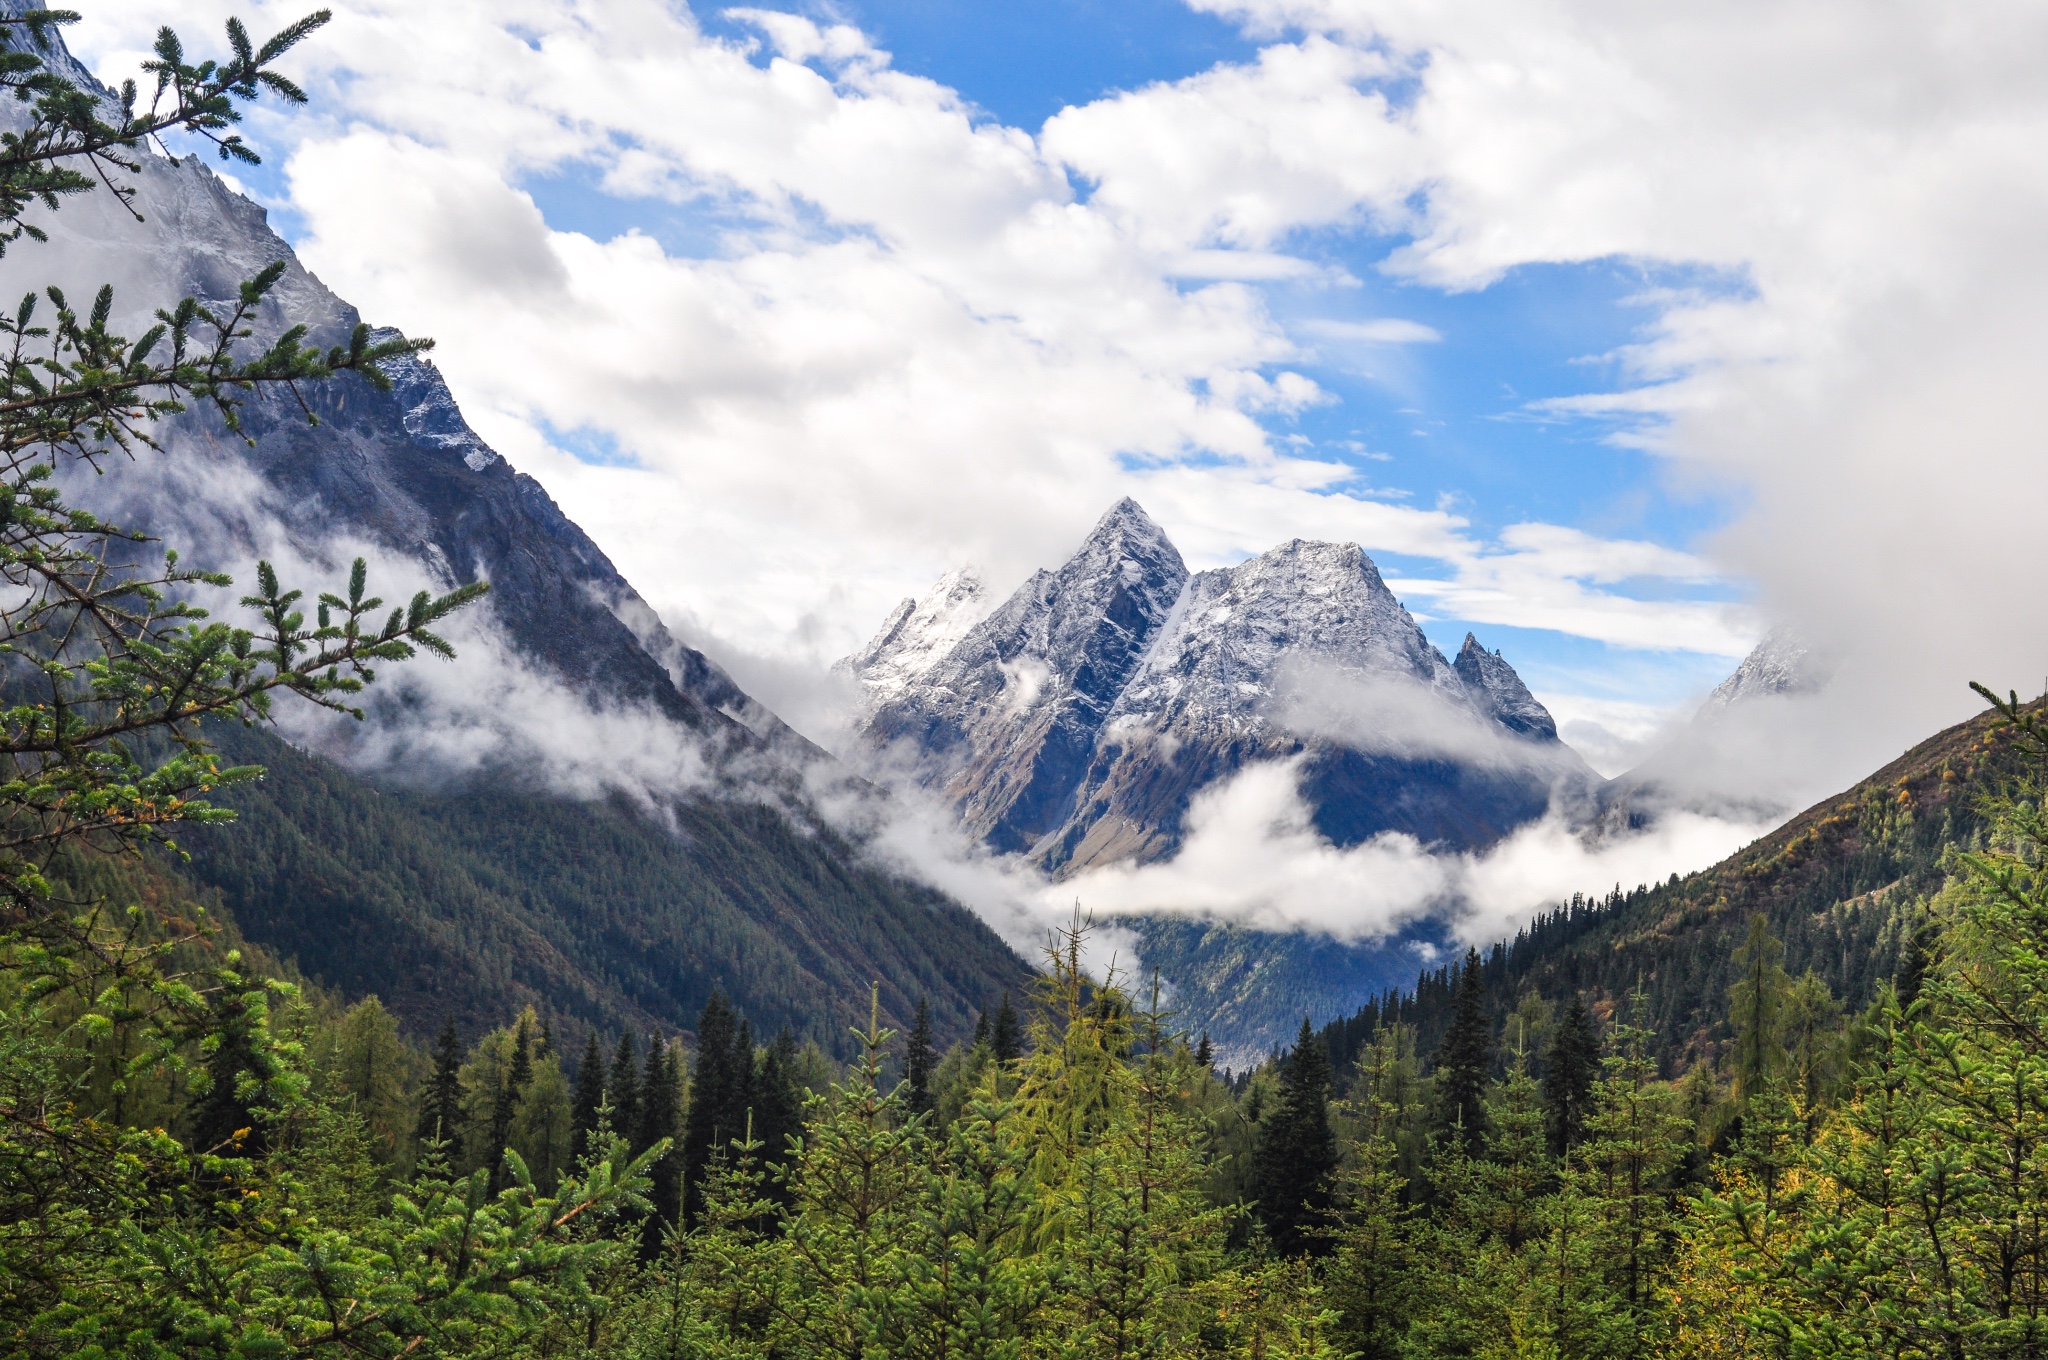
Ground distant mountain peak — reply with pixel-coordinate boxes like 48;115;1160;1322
1453;633;1558;740
1112;537;1461;738
848;505;1592;871
856;503;1189;855
842;565;992;703
1700;627;1819;713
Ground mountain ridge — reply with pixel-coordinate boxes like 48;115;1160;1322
846;500;1592;875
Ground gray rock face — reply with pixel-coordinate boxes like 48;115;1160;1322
864;498;1191;853
851;503;1590;869
1455;633;1559;739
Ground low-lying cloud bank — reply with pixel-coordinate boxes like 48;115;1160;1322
64;448;724;813
1060;758;1771;947
834;752;1773;966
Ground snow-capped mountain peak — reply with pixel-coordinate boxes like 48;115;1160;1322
1111;538;1463;736
845;503;1593;871
1700;628;1819;713
842;565;992;702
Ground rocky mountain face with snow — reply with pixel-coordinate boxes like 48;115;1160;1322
859;500;1193;855
1698;628;1821;712
848;500;1594;872
2;140;797;762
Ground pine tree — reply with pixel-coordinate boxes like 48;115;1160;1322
1195;1032;1214;1071
1543;996;1599;1157
326;996;412;1165
991;992;1022;1064
1782;969;1843;1122
754;1027;805;1183
1582;996;1687;1337
683;993;741;1225
486;1014;533;1191
415;1017;465;1163
635;1035;670;1156
973;1006;992;1050
1251;1017;1339;1255
638;1036;682;1257
571;1030;605;1157
731;1018;758;1132
189;986;268;1158
510;1044;576;1194
904;996;936;1116
610;1031;640;1143
1432;949;1492;1157
1729;913;1791;1102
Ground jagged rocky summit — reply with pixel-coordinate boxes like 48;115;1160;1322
845;499;1595;872
1699;627;1821;712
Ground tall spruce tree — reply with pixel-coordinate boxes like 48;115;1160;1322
991;991;1023;1063
1251;1017;1339;1255
1432;949;1492;1157
571;1030;605;1157
634;1035;670;1156
637;1036;681;1257
682;992;741;1225
327;997;410;1163
415;1017;465;1162
486;1016;533;1191
1543;996;1599;1157
610;1031;640;1143
731;1018;757;1130
1729;914;1791;1102
753;1028;804;1201
904;996;936;1116
188;988;267;1157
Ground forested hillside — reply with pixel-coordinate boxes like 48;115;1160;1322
174;721;1030;1052
1323;691;2026;1075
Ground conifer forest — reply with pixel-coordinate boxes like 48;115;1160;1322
7;8;2048;1359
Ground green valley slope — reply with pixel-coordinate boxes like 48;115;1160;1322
175;722;1031;1052
1323;697;2032;1073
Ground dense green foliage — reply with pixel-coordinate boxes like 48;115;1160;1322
22;735;2048;1359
